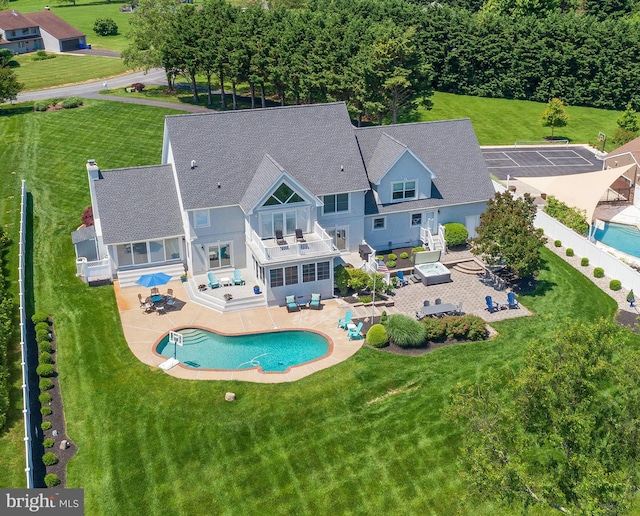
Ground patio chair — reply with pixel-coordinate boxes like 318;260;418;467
295;228;306;243
138;293;148;306
396;271;409;287
338;311;353;329
507;292;519;309
286;295;300;312
348;322;364;340
415;311;426;321
308;293;321;309
208;271;221;289
275;229;287;246
150;287;160;296
455;302;463;315
485;295;499;313
232;269;245;286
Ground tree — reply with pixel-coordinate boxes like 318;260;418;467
93;18;118;36
447;319;640;514
541;97;569;139
470;191;546;278
617;103;639;132
0;66;22;105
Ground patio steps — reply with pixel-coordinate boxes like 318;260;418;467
117;263;186;289
451;259;485;275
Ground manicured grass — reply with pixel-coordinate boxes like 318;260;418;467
0;99;627;513
415;92;620;149
12;54;129;91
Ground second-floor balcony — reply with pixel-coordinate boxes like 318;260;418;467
247;222;338;263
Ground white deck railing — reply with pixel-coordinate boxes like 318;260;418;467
76;257;112;283
249;223;334;262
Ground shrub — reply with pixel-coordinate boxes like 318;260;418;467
36;328;51;342
334;264;350;296
33;100;49;112
399;252;409;259
39;393;51;405
411;246;425;255
366;324;389;348
131;82;145;92
422;317;447;341
627;289;635;302
386;260;396;268
40;406;52;416
554;240;562;247
35;322;50;334
594;267;605;278
42;452;58;466
581;257;589;266
39;351;54;365
93;17;118;36
346;268;370;293
36;364;55;377
385;314;427;348
31;50;55;61
60;97;82;109
380;310;388;324
44;473;60;487
566;248;574;257
376;255;384;261
388;253;397;261
31;313;50;325
41;421;52;431
444;222;468;247
82;206;94;227
359;296;372;304
462;315;487;341
38;341;53;353
610;279;622;291
543;195;590;234
39;378;54;391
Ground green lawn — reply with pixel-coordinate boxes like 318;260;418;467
0;99;630;514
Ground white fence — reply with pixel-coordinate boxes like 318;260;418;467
535;210;640;293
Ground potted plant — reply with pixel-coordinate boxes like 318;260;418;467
627;289;635;307
253;285;261;294
180;274;187;283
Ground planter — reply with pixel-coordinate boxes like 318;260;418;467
180;276;187;283
253;286;261;294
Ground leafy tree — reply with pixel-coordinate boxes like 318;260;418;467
616;102;638;132
470;191;546;278
0;49;14;68
93;18;118;36
447;319;640;514
0;67;22;105
541;97;569;139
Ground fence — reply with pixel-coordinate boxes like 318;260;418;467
18;180;34;488
534;210;640;293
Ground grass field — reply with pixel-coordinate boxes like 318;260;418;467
0;99;632;514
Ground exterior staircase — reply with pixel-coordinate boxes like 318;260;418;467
420;225;447;254
117;263;186;288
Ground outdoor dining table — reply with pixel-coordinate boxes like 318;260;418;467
150;294;164;303
421;303;457;317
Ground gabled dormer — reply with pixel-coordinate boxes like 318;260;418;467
366;133;436;204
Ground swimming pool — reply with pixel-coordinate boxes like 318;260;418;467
593;222;640;258
155;328;331;373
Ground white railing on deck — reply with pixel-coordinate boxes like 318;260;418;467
77;257;111;283
438;224;447;254
250;225;334;261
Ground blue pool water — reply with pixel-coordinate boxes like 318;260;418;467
593;222;640;258
156;328;330;372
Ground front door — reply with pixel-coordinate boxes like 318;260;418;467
207;242;232;269
327;227;347;251
424;211;437;233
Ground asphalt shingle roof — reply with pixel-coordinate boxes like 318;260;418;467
367;132;407;184
94;165;184;244
239;154;285;214
356;119;494;215
26;10;84;39
165;102;371;211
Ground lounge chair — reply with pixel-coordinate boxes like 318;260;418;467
348;322;364;340
295;228;306;243
308;293;321;309
396;270;409;286
338;311;353;329
507;292;519;309
286;295;300;312
208;271;220;289
275;229;287;246
232;269;245;286
485;295;499;313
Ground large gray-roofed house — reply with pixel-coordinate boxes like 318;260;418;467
82;102;493;309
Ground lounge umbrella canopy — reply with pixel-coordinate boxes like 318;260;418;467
135;272;173;288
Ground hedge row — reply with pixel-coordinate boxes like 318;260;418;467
0;228;11;431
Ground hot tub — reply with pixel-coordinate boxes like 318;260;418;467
414;261;451;285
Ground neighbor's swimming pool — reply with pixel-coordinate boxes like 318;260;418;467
593;221;640;259
155;328;330;372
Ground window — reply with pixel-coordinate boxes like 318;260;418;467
411;213;422;226
22;28;29;35
115;237;181;267
270;268;283;288
194;209;210;228
302;264;316;283
323;193;349;214
317;261;330;280
263;183;304;206
373;217;386;230
392;180;416;200
285;266;298;285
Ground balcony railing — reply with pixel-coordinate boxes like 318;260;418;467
249;222;336;262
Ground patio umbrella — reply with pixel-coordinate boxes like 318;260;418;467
135;272;172;288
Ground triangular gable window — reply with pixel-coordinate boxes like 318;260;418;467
263;183;305;206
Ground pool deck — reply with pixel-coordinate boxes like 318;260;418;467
115;282;364;383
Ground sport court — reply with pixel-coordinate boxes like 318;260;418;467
482;146;602;180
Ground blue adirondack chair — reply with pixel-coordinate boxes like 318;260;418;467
286;295;299;312
507;292;519;309
348;322;364;340
309;293;321;309
338;311;353;329
485;295;499;313
208;271;220;289
396;270;409;286
232;269;245;286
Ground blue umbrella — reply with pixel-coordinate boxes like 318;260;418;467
135;272;172;288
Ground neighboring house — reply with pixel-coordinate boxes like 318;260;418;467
81;102;494;305
0;10;86;54
602;136;640;207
